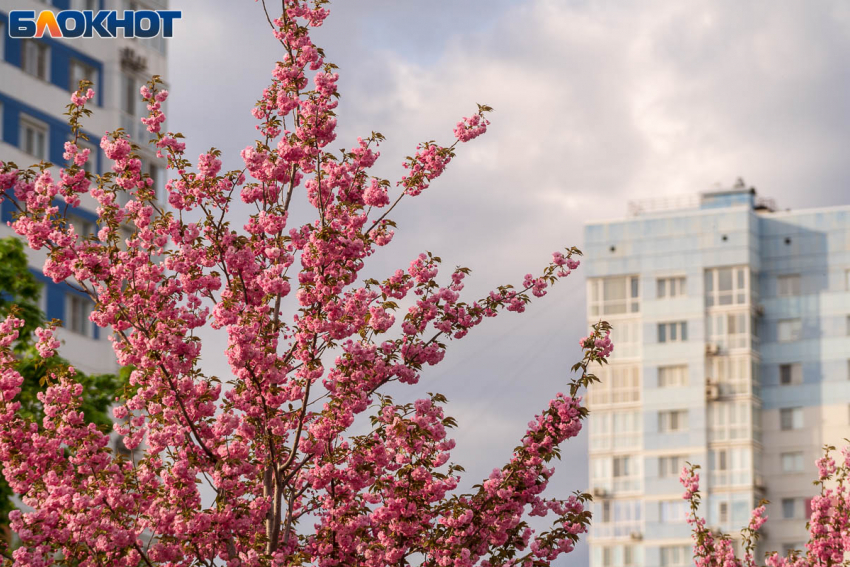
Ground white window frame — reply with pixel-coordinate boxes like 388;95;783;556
660;546;691;567
708;400;758;442
69;58;98;94
591;455;641;494
781;497;804;520
779;363;802;386
781;451;804;474
658;410;688;433
709;446;752;487
706;311;751;350
777;318;802;343
19;114;49;160
657;276;687;299
658;365;687;388
591;499;642;540
706;356;751;396
658;321;687;344
21;39;50;81
587;364;641;407
66;294;95;337
705;266;750;307
779;407;803;431
68;214;96;238
658;454;687;478
593;544;641;567
588;275;640;317
777;274;801;297
589;409;641;452
658;500;688;523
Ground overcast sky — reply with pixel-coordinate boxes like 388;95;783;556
167;2;850;564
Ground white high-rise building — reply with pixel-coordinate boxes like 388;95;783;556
584;184;850;566
0;0;169;376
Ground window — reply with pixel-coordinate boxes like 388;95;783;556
69;59;97;94
706;356;751;395
707;401;758;442
66;294;94;337
779;363;802;386
121;72;137;117
719;502;729;523
121;72;143;140
658;322;687;343
777;274;801;297
660;546;691;567
593;544;641;567
68;214;96;238
780;407;803;430
782;498;804;519
588;276;640;316
846;269;850;291
846;315;850;337
591;500;641;539
76;139;98;175
659;500;688;523
74;0;99;10
706;312;751;350
589;410;641;452
587;365;640;407
705;266;750;307
657;276;686;299
149;163;163;200
658;365;687;388
19;115;49;160
658;455;687;478
21;40;50;80
781;452;804;473
613;456;635;478
777;319;802;342
129;0;167;54
606;320;641;360
709;447;752;486
658;410;688;433
591;455;641;494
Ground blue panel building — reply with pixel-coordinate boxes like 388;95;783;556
584;183;850;566
0;0;168;377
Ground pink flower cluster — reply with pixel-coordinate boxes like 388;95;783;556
681;445;850;567
579;330;613;359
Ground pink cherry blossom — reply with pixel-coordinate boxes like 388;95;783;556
0;3;614;566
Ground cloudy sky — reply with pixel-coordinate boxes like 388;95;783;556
167;1;850;564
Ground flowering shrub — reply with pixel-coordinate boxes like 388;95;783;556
681;445;850;567
0;1;612;565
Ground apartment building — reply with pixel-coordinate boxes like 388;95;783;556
0;0;168;376
584;184;850;566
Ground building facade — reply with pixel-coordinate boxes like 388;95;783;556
0;0;168;376
584;186;850;566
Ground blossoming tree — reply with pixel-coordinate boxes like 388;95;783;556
0;1;614;565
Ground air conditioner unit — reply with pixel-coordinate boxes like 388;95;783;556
592;487;608;498
629;532;643;541
706;383;720;401
755;304;765;317
754;474;766;490
705;343;721;356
